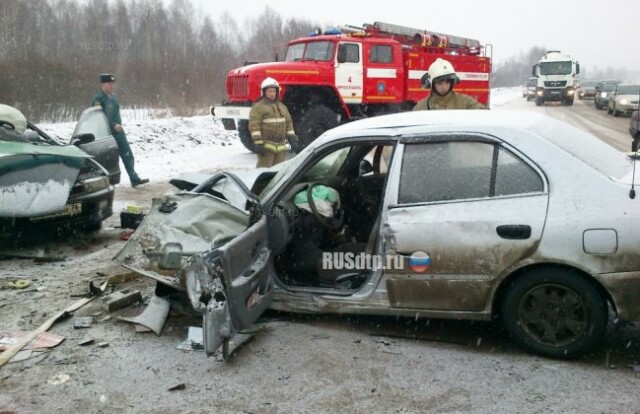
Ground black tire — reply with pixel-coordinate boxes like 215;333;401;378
296;105;340;151
501;268;607;359
613;106;620;117
237;120;255;153
632;137;639;152
535;97;543;106
607;105;613;115
566;97;574;106
83;221;102;232
526;95;532;102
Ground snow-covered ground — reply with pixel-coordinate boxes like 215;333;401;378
40;87;522;187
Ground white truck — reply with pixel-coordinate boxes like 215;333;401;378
532;51;580;106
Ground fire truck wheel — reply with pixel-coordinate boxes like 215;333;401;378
238;122;256;153
297;105;340;151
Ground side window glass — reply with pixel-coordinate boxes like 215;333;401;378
399;142;493;204
398;141;545;204
338;43;360;63
370;45;393;63
75;110;111;140
494;147;543;195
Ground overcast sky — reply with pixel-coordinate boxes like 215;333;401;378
197;0;640;70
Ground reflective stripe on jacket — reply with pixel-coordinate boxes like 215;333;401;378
248;97;295;153
413;91;486;111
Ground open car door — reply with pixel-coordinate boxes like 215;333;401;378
185;214;275;357
114;172;275;358
71;108;121;184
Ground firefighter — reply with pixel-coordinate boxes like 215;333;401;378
414;58;486;111
248;77;299;168
92;74;148;187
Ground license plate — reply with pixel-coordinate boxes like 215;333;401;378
30;203;83;221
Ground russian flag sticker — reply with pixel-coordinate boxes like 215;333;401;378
409;251;431;273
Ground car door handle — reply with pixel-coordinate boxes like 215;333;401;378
496;225;531;240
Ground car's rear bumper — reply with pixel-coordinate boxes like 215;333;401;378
594;271;640;321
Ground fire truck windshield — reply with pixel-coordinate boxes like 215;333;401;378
539;61;572;76
285;41;335;62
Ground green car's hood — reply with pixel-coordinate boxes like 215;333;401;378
0;141;91;217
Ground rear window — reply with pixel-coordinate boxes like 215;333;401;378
581;82;597;88
602;83;618;92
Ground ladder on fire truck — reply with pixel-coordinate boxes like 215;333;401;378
351;21;483;55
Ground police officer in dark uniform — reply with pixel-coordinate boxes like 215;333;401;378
92;74;148;187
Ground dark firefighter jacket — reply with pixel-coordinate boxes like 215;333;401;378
413;91;486;111
248;98;295;153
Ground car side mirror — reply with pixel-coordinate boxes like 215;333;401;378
359;159;373;176
72;133;95;146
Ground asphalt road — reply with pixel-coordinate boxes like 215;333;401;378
509;95;633;152
1;98;639;414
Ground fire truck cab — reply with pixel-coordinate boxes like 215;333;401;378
213;22;492;152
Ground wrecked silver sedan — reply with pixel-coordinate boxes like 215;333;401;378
116;110;640;359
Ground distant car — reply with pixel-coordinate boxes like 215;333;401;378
525;77;537;101
577;80;598;99
594;80;622;109
117;110;640;360
631;110;640;151
608;84;640;117
0;105;120;239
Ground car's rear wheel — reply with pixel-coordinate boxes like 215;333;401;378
613;105;620;117
501;268;607;359
535;97;544;106
607;105;613;115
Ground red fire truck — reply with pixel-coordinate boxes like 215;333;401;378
213;21;492;152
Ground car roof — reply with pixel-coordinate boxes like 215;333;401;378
320;110;550;140
0;104;27;134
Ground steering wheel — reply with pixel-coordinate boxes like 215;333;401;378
0;120;16;130
307;182;343;229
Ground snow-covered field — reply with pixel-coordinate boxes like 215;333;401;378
40;87;522;187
